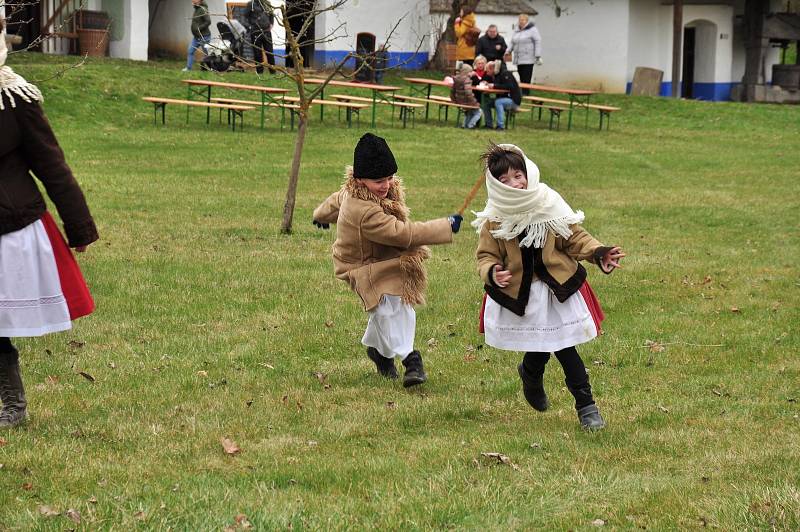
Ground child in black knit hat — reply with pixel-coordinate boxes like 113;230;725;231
313;133;462;386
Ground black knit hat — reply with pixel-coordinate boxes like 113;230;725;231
353;133;398;179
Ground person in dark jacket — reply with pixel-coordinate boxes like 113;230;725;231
475;25;507;62
183;0;212;71
489;60;522;130
245;0;275;74
0;18;98;428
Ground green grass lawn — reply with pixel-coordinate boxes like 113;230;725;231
0;54;798;530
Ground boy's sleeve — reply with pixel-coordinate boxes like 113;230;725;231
557;224;613;269
359;206;452;249
312;190;343;224
476;223;503;286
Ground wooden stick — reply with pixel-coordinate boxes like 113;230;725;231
458;174;486;216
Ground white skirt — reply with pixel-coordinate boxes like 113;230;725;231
484;280;596;352
0;220;72;337
361;295;416;360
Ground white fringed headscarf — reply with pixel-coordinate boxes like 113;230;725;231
471;144;584;248
0;27;43;110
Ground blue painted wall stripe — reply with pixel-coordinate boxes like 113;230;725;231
625;81;737;101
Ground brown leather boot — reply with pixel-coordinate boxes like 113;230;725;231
0;355;28;428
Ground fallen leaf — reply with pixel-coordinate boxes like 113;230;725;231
38;505;59;517
197;370;208;378
235;514;253;529
324;320;334;328
78;371;95;382
221;437;241;455
593;359;605;366
592;518;606;526
313;372;327;384
22;482;32;490
464;353;476;362
281;395;288;405
88;496;98;504
702;275;712;284
658;405;670;413
134;510;146;521
66;509;81;524
246;400;253;407
68;340;85;349
45;349;52;356
427;338;438;348
730;306;740;313
0;437;6;446
307;440;318;447
480;452;519;470
46;375;59;384
386;401;396;409
108;362;116;369
645;340;665;353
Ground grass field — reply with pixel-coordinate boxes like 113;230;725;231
0;54;798;530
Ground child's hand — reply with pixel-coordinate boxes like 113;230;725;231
601;246;625;273
493;264;512;288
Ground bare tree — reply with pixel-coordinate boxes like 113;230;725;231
236;0;416;234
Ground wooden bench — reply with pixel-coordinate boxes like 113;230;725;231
210;97;302;130
524;95;621;130
396;94;479;126
329;94;423;128
282;96;368;128
142;97;255;131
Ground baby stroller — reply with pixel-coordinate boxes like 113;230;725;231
200;20;247;72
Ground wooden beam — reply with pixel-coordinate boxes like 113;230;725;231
671;0;683;98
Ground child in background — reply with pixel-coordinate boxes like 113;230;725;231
313;133;462;387
450;63;483;129
474;143;624;429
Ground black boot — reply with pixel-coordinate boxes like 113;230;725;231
401;350;427;388
0;349;27;428
566;379;605;430
517;364;549;412
366;347;398;379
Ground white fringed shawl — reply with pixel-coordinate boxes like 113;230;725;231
471;144;584;248
0;31;43;110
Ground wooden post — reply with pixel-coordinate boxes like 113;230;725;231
671;0;683;98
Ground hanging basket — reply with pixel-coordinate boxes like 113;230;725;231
78;28;109;57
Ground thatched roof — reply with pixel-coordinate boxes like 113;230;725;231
430;1;538;16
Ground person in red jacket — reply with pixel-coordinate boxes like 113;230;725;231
0;19;99;428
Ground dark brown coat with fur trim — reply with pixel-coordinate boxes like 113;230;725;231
313;170;453;311
0;95;98;246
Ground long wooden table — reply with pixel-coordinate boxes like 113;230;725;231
182;79;289;129
518;82;596;130
404;77;451;120
303;78;401;127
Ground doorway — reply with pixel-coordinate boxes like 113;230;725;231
4;1;41;51
682;27;696;98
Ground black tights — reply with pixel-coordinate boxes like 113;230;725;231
0;337;18;364
522;346;593;408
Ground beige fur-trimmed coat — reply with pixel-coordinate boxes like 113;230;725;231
313;169;453;311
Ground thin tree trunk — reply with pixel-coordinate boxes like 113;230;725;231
280;111;309;234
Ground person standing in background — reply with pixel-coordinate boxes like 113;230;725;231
454;7;479;67
475;24;507;62
509;13;542;95
183;0;211;72
245;0;276;74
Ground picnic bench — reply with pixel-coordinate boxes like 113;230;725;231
395;94;480;126
523;95;621;130
141;97;254;131
328;94;423;128
283;96;369;128
181;79;289;129
303;78;401;127
210;97;301;130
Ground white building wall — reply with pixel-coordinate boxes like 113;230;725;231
313;0;430;64
109;2;149;61
515;0;630;91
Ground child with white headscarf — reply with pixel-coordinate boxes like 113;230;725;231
0;19;98;428
474;143;624;430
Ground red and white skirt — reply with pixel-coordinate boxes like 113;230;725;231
480;280;604;352
0;212;94;337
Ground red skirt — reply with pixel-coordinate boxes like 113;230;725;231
41;212;95;320
478;281;604;335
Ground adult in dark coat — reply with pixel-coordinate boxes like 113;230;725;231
475;25;507;62
245;0;275;74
